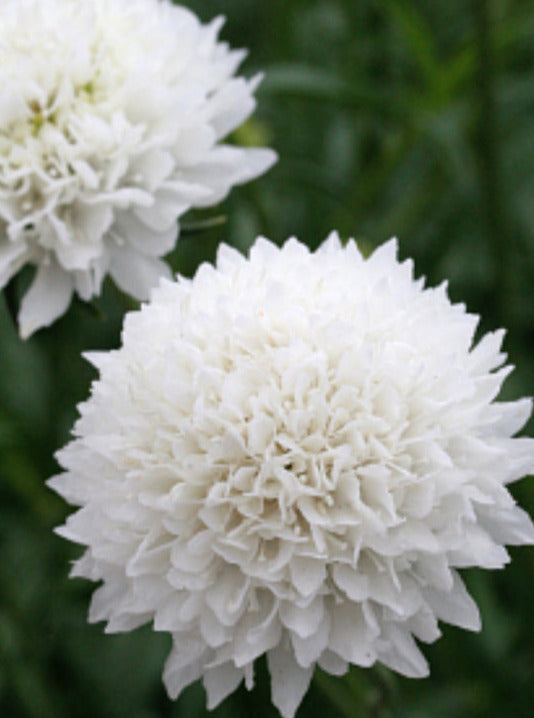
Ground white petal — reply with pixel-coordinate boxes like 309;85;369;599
74;202;114;244
190;147;277;208
133;199;187;232
18;260;73;338
328;602;376;666
267;644;314;718
163;641;208;700
332;564;369;601
413;553;454;592
105;611;151;633
317;231;343;253
108;243;170;299
233;593;281;666
469;329;506;373
206;77;256;139
423;572;481;631
81;351;111;371
447;524;510;569
89;581;127;624
114;211;178;256
203;662;244;710
205;567;249;626
247;413;276;454
130;150;175;192
233;616;281;667
378;624;429;678
484;398;532;437
291;610;331;667
249;236;280;263
72;270;98;301
317;651;348;676
289;556;326;597
280;596;324;639
233;147;278;184
172;125;216;165
199;607;231;647
407;608;441;644
0;240;30;288
154;593;192;633
368;237;398;270
478;505;534;545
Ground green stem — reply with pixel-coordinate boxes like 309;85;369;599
366;667;395;718
4;276;19;331
314;667;393;718
180;215;227;236
314;670;358;717
473;0;507;322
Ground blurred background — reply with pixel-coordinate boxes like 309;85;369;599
1;0;534;716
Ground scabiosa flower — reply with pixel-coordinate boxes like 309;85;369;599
0;0;276;338
50;235;534;718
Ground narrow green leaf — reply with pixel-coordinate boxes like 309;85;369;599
381;0;440;85
260;64;409;120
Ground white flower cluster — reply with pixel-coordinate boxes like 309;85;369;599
50;235;534;718
0;0;276;337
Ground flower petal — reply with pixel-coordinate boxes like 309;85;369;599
203;661;244;710
423;572;481;631
18;260;73;338
267;644;314;718
163;641;208;700
108;243;170;300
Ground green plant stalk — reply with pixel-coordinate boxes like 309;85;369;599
473;0;508;322
180;215;227;236
314;667;393;718
3;276;19;331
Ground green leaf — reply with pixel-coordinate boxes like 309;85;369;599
260;64;409;121
382;0;440;86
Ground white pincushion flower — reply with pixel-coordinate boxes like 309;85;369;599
50;234;534;718
0;0;276;338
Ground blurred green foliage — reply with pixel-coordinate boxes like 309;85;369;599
2;0;534;716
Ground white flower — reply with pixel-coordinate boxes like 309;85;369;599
50;234;534;718
0;0;276;338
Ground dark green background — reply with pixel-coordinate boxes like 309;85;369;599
1;1;534;716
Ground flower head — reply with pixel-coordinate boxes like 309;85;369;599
0;0;276;337
50;235;534;718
